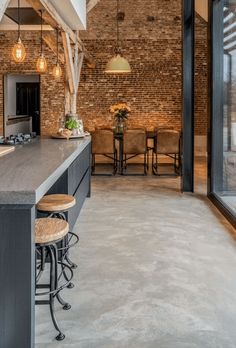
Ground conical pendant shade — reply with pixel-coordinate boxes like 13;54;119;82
105;54;131;74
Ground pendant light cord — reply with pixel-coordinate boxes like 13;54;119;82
116;0;120;54
40;10;43;55
18;0;20;39
56;29;59;63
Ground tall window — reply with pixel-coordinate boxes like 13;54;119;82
221;3;236;212
210;0;236;225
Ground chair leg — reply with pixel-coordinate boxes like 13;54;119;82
48;245;65;341
113;150;117;175
152;151;158;175
144;153;147;175
91;154;95;174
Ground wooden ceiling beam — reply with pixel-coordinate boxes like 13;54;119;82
62;31;76;95
43;31;64;64
87;0;100;13
26;0;95;68
26;0;77;43
26;0;57;28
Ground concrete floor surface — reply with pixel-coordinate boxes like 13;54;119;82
36;159;236;348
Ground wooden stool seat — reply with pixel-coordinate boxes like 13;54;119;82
37;194;76;212
35;218;69;244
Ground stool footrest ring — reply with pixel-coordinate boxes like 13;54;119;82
35;261;73;297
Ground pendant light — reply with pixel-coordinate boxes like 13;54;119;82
12;0;26;63
105;0;131;74
36;10;47;73
52;29;62;79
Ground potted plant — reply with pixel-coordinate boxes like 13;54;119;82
109;103;131;133
65;117;79;135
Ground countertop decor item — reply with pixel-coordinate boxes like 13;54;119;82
65;118;78;131
12;0;26;63
105;0;131;74
52;132;89;140
110;103;131;133
65;114;84;135
57;128;72;139
36;10;47;73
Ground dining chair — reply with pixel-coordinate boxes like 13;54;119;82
91;129;117;175
122;128;147;175
152;129;181;176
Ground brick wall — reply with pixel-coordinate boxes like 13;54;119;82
0;31;65;136
78;0;182;131
0;1;208;136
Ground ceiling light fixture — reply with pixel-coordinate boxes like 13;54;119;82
36;10;47;73
12;0;26;63
52;29;62;79
105;0;131;74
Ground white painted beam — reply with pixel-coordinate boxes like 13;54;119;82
62;31;76;95
87;0;100;13
0;0;11;22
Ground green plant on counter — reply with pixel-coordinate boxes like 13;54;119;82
65;118;78;130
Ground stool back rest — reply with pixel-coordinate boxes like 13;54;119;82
156;129;180;154
92;129;115;154
123;129;147;154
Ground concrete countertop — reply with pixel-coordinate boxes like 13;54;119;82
0;137;91;205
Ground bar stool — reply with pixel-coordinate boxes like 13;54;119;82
37;194;76;220
37;194;79;277
35;217;73;341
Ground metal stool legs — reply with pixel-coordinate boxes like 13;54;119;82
35;242;73;341
49;211;79;271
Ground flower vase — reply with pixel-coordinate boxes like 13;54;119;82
116;119;125;134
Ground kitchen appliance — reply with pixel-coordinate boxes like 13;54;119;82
0;133;36;145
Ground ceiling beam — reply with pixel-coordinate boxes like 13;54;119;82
40;0;77;43
0;0;11;21
62;31;76;95
43;31;64;64
26;0;95;68
87;0;100;13
26;0;77;43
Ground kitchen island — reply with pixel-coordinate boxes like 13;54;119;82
0;137;91;348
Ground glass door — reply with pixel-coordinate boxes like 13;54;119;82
209;0;236;227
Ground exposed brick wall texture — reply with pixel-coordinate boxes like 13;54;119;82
0;2;208;136
79;0;182;131
0;31;65;136
195;14;208;136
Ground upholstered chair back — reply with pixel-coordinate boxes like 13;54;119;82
92;129;114;154
155;129;180;154
123;129;147;154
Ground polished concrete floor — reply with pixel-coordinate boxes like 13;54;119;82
36;158;236;348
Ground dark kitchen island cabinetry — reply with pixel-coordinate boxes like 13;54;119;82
0;137;91;348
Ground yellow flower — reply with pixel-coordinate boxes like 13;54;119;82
109;103;131;113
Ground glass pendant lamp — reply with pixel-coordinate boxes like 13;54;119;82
105;0;131;74
36;10;47;73
52;29;62;79
12;0;26;63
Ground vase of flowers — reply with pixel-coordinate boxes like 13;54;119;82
109;103;131;133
